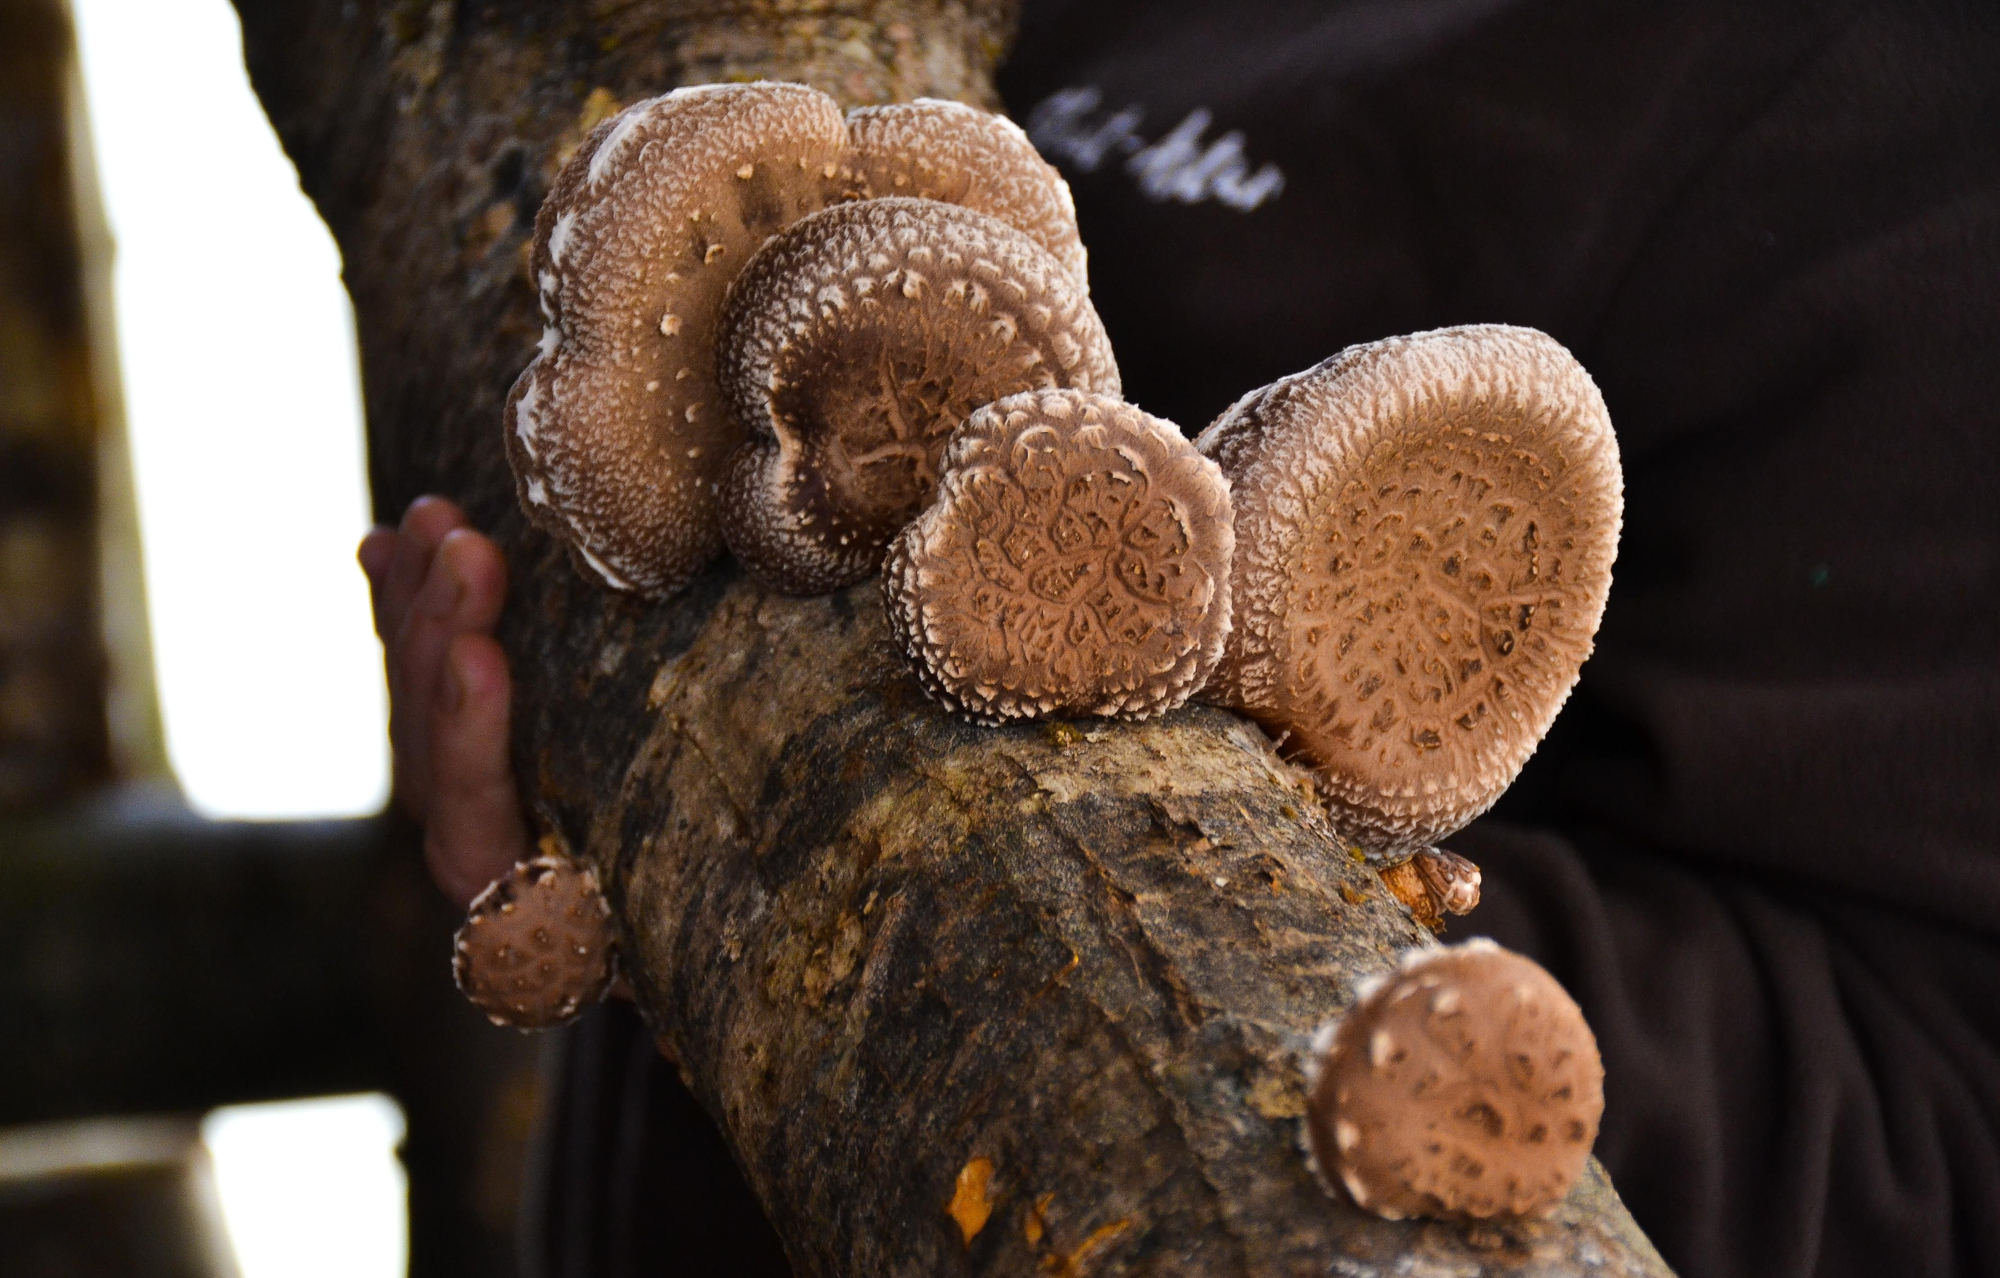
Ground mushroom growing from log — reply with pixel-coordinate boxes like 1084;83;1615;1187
452;854;616;1029
719;199;1119;594
884;389;1233;722
505;83;1090;597
1379;846;1484;932
1304;939;1605;1222
1197;325;1622;855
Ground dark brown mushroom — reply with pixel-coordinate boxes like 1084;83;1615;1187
506;82;849;595
883;388;1232;723
452;855;616;1030
1304;940;1605;1222
505;84;1092;598
718;199;1119;594
1197;325;1622;854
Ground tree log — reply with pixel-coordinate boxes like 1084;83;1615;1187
235;3;1673;1273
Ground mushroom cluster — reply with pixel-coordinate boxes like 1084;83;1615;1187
480;83;1627;1229
506;82;1110;598
487;88;1624;1183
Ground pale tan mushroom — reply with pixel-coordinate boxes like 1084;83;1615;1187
718;199;1119;594
505;84;1091;598
883;389;1232;723
1197;325;1622;854
1304;939;1605;1222
453;855;616;1030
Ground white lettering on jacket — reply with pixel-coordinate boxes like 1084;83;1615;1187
1027;86;1286;212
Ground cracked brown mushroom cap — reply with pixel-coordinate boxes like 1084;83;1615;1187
718;198;1120;594
845;98;1088;285
453;855;616;1030
1304;939;1605;1222
506;82;850;595
883;389;1232;723
1196;325;1622;855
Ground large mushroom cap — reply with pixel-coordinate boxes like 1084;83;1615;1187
1197;325;1622;854
453;855;616;1030
718;199;1119;595
506;84;1094;598
846;98;1087;284
884;389;1233;723
507;82;850;595
1304;939;1605;1222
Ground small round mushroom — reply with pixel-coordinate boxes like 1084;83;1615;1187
453;855;616;1030
1304;939;1605;1222
1196;325;1622;854
718;199;1120;594
1379;847;1483;933
845;98;1088;284
506;83;1093;598
883;388;1233;723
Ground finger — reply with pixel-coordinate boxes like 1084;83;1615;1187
424;631;530;908
380;496;468;648
393;527;490;818
357;529;397;625
393;526;506;790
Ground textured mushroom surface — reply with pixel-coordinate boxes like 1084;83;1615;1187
505;85;1091;598
1197;325;1622;854
719;199;1120;594
1304;939;1605;1222
884;389;1232;722
846;98;1087;284
452;855;616;1029
506;82;849;594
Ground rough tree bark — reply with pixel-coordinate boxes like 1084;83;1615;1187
236;3;1673;1274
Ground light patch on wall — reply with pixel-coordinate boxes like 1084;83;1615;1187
202;1094;409;1278
69;0;389;818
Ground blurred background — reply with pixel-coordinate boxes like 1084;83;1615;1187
1;0;538;1273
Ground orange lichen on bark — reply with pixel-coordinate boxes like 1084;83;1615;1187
949;1155;997;1245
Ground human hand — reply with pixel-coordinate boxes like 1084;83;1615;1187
358;497;528;909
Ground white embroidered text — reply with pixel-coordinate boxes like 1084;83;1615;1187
1027;86;1286;213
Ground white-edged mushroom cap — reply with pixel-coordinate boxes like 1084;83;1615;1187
884;389;1233;723
1304;940;1605;1222
452;855;616;1030
1197;325;1622;854
506;82;849;595
846;98;1087;285
718;199;1119;595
